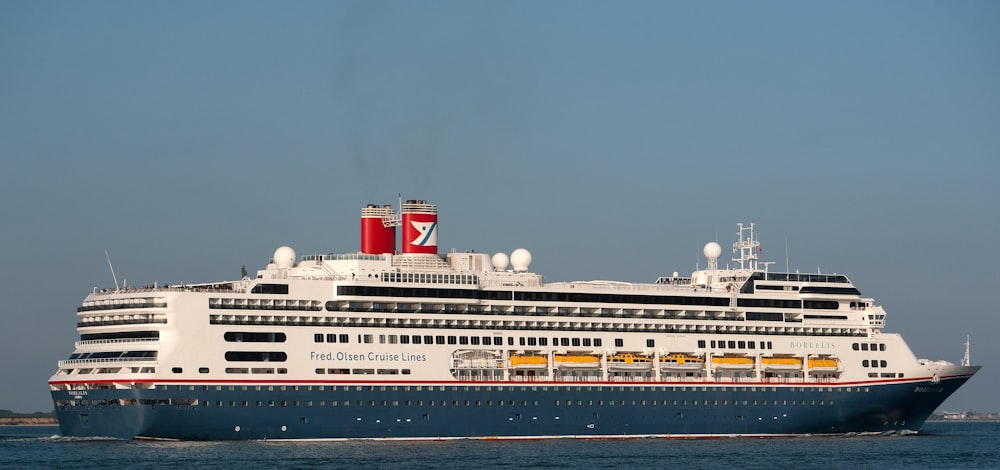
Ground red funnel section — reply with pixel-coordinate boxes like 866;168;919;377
361;204;396;254
401;200;437;255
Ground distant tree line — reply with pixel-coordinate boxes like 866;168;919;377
0;409;55;418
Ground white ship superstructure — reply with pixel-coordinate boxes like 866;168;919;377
49;200;979;440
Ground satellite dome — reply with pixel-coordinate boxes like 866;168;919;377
273;246;296;269
703;242;722;260
492;252;510;271
510;248;532;272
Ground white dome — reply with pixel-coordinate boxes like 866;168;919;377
703;242;722;260
491;252;510;271
510;248;532;272
273;246;296;269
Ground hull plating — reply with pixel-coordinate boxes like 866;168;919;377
52;375;972;440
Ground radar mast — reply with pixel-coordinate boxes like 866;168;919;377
733;222;760;270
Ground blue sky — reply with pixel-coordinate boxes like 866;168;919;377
1;1;997;413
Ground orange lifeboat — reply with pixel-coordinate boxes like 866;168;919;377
659;353;705;370
509;354;547;370
554;354;601;370
607;353;653;371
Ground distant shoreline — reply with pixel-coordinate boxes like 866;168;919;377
929;412;1000;422
927;419;1000;423
0;417;57;426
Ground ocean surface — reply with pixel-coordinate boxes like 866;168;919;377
2;421;998;469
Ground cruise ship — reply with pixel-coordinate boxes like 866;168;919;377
49;200;980;440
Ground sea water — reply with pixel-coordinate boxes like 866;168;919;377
2;421;998;469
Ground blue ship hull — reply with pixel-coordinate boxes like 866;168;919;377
51;375;972;440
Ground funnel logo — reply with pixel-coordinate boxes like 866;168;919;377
409;220;437;247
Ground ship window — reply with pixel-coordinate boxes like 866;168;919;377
389;335;398;344
862;360;869;367
172;367;182;373
710;340;716;348
363;334;373;344
425;335;433;344
698;340;706;348
225;332;286;343
539;338;547;346
379;335;386;344
401;335;410;344
81;330;159;341
728;341;736;349
224;351;287;362
880;360;887;368
614;339;623;348
646;339;654;348
470;336;479;345
122;351;157;358
436;336;445;344
314;334;323;343
199;368;209;373
738;341;745;349
880;344;886;351
447;336;457;345
482;336;491;345
460;336;469;345
594;338;602;347
327;334;337;343
338;334;348;343
767;342;773;349
852;343;859;351
251;283;288;294
572;338;581;347
519;337;526;346
527;337;537;346
861;343;869;351
804;300;839;310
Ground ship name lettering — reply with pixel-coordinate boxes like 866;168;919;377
789;341;836;349
336;352;365;361
310;351;334;361
403;353;427;362
368;352;401;361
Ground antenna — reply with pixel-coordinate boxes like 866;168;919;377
785;237;789;273
961;335;971;367
105;249;120;290
381;194;403;228
732;222;760;270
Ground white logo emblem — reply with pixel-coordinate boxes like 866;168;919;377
410;220;437;247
